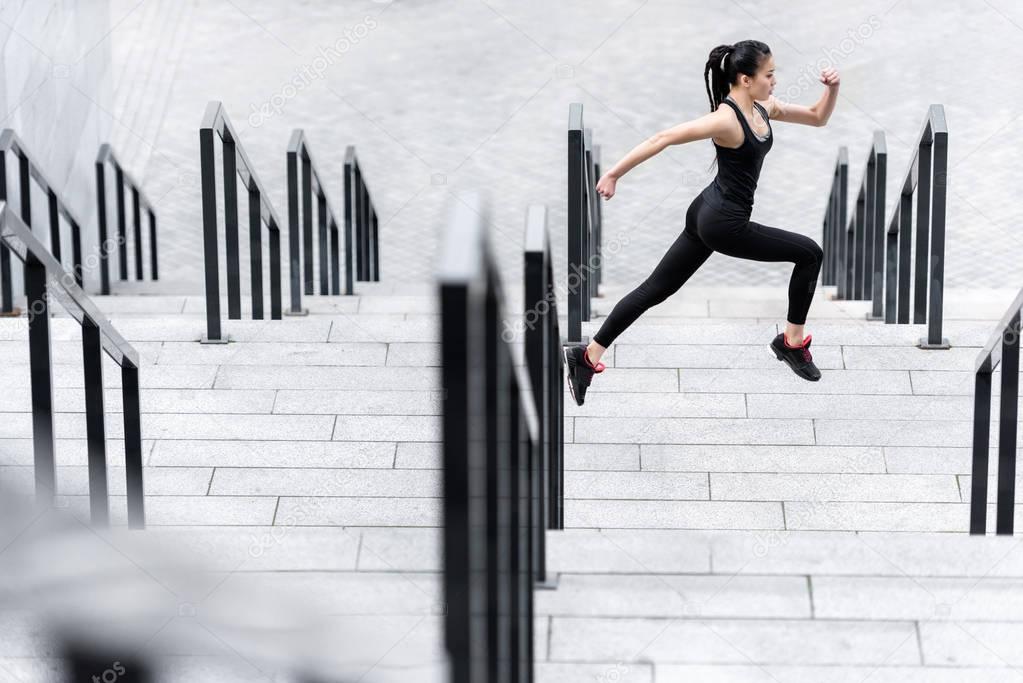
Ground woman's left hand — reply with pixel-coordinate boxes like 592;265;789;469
820;67;840;88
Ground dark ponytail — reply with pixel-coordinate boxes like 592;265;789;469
704;39;771;112
703;40;771;170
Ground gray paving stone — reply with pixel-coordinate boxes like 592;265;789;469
327;319;440;343
573;417;814;445
677;368;913;394
812;575;1023;621
614;343;844;369
0;438;156;467
536;573;810;618
655;664;1016;682
563;443;639;471
548;616;920;665
566;501;784;530
213;365;441;390
565;471;707;500
384;342;441;366
356;527;442;571
3;363;219;389
565;391;746;418
155;341;387;366
537;662;653;683
842;345;979;371
710;473;961;503
0;465;211;496
332;415;441;441
63;494;278;526
149;439;395;468
783;502;973;532
273;389;443;415
547;529;711;574
357;295;438;314
919;621;1023;666
814;419;1012;448
747;394;973;421
884;447;972;474
570;368;680;393
909;370;1019;396
641;445;885;474
393;441;442;469
275;496;441;527
209;467;440;497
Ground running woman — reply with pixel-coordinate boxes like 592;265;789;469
565;40;840;406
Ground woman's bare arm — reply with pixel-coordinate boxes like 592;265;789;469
596;110;729;199
763;67;840;126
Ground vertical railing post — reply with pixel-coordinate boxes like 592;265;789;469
897;192;913;324
47;190;61;264
82;317;109;527
343;150;355;296
567;104;584;342
148;209;158;281
199;123;223;342
70;220;83;288
317;190;328;295
995;312;1021;535
249;186;264;320
593;144;603;292
913;137;932;325
330;219;341;295
26;254;56;509
371;206;379;281
95;154;111;295
286;141;305;314
302;151;314;295
269;220;282;321
122;362;145;529
360;171;370;282
223;133;241;321
524;206;549;585
132;186;143;280
114;166;127;281
923;110;949;348
970;364;993;535
869;138;886;320
0;151;14;314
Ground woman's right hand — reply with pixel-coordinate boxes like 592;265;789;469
596;173;617;200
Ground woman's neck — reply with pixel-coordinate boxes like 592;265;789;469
726;90;755;115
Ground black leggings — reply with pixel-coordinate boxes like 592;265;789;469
592;191;824;348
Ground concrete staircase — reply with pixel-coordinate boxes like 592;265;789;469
2;282;1023;681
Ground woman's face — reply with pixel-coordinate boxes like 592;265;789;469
743;55;776;100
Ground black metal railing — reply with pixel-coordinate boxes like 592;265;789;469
524;204;566;572
439;192;540;683
95;144;159;294
821;146;848;292
286;130;343;314
344;145;379;294
969;287;1022;535
884;104;949;348
200;101;283;342
567;103;603;342
831;131;886;307
0;130;86;316
0;200;145;528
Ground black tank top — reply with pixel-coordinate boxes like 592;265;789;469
704;96;773;212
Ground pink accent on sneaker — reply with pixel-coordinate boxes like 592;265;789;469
783;333;812;349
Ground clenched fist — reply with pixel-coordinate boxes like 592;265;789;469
596;173;617;200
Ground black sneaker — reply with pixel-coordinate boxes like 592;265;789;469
770;332;822;381
563;343;602;406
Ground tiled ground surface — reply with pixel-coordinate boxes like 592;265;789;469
2;285;1023;680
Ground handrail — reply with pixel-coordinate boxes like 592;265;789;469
884;104;949;349
524;203;566;563
821;147;848;290
286;130;343;314
0;129;86;313
439;191;542;682
200;101;283;342
343;145;379;294
839;131;886;307
0;200;145;528
969;286;1023;535
95;143;159;293
567;103;602;342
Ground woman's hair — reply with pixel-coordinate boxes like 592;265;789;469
703;40;771;172
704;40;772;112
